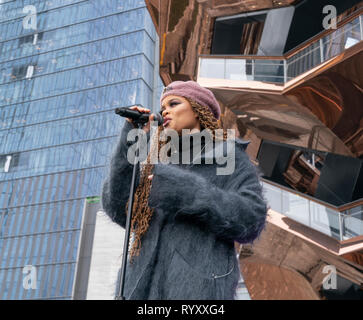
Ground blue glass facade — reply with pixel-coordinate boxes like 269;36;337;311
0;0;163;299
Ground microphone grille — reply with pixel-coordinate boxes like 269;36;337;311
154;112;163;126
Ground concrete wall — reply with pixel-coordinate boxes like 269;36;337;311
86;209;124;300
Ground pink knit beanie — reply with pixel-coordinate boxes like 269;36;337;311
160;81;221;120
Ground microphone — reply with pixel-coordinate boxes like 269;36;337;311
115;107;163;126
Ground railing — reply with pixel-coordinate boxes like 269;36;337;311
261;179;363;242
198;12;362;85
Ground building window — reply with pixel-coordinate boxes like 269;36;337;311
3;155;12;172
0;155;14;173
11;64;36;80
212;13;266;55
0;153;22;173
11;65;27;79
18;32;43;47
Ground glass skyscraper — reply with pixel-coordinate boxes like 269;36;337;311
0;0;163;299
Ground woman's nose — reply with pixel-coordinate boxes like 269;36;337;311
161;109;169;117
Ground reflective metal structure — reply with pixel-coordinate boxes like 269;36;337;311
0;0;162;299
146;0;363;299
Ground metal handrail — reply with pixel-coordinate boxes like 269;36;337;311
261;177;363;213
198;12;362;84
284;8;363;58
261;178;363;242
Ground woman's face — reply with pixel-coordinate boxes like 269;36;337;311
160;95;201;135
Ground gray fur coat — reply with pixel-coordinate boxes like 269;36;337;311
101;121;267;300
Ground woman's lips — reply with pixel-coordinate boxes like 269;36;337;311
163;119;171;127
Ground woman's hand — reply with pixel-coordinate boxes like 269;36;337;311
148;175;153;181
126;105;155;133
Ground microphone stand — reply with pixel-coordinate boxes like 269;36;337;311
115;120;146;301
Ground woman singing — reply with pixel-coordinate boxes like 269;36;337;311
101;81;267;300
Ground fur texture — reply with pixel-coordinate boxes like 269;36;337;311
101;121;268;299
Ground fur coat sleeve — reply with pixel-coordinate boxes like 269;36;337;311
148;146;268;244
101;120;144;228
